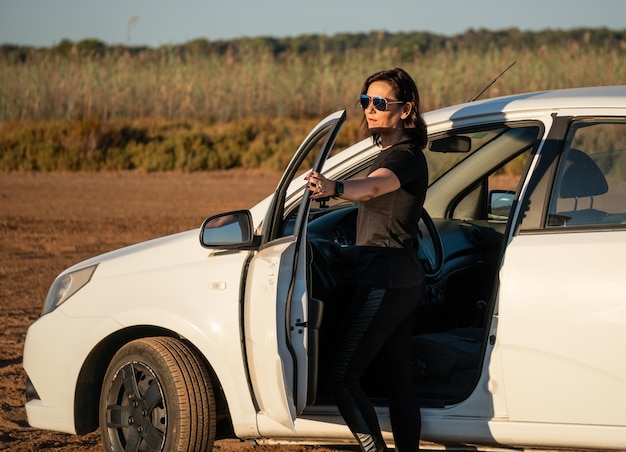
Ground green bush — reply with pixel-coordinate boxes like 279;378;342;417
0;117;353;171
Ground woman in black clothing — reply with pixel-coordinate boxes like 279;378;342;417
307;67;428;452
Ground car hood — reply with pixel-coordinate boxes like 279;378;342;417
61;228;208;279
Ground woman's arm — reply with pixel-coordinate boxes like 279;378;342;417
307;168;400;201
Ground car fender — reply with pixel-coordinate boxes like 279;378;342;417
66;254;260;435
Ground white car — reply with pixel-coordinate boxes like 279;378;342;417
24;86;626;451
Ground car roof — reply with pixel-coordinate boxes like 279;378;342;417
424;85;626;125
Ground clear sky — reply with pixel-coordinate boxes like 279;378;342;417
1;0;625;48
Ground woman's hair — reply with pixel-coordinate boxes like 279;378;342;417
360;67;428;149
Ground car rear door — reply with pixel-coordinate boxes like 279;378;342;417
244;110;346;432
497;116;626;437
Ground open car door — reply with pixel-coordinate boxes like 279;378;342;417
244;110;346;432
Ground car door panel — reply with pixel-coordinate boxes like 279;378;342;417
244;110;346;431
499;231;626;426
244;236;299;429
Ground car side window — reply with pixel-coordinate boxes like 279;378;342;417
487;149;531;222
547;121;626;228
442;125;539;223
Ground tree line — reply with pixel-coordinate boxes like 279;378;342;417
1;27;624;62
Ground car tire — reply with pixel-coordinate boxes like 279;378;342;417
99;336;216;452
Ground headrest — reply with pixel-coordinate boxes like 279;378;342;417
559;149;608;199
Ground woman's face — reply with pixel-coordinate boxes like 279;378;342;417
363;80;410;136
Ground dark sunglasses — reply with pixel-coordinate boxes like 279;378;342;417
359;94;405;111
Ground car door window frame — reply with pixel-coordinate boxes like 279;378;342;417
517;117;626;234
546;119;626;229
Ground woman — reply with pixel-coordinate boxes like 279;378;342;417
307;67;428;452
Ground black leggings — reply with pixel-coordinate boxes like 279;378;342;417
327;284;422;452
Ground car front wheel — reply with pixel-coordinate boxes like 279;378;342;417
99;336;216;452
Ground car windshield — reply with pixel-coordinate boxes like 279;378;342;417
425;127;508;185
310;124;537;216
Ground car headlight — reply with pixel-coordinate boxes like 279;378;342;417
42;264;98;315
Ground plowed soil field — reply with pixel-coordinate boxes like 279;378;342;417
0;170;293;451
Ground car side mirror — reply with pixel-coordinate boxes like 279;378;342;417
488;190;515;220
199;210;259;249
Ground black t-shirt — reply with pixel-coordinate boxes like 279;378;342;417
355;140;428;288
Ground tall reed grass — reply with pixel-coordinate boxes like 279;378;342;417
2;43;623;123
0;39;623;171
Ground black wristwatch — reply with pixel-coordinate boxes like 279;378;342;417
335;180;344;197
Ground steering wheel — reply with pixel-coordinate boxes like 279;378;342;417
308;205;443;286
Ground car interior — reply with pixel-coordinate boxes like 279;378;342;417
296;125;540;409
551;148;609;226
306;202;502;408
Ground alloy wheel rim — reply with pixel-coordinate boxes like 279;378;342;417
105;361;167;452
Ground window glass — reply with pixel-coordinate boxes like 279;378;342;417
436;125;539;222
488;150;531;222
425;127;508;185
547;121;626;227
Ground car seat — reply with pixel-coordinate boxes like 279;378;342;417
557;148;608;225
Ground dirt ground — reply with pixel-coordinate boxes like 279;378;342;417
0;170;296;451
